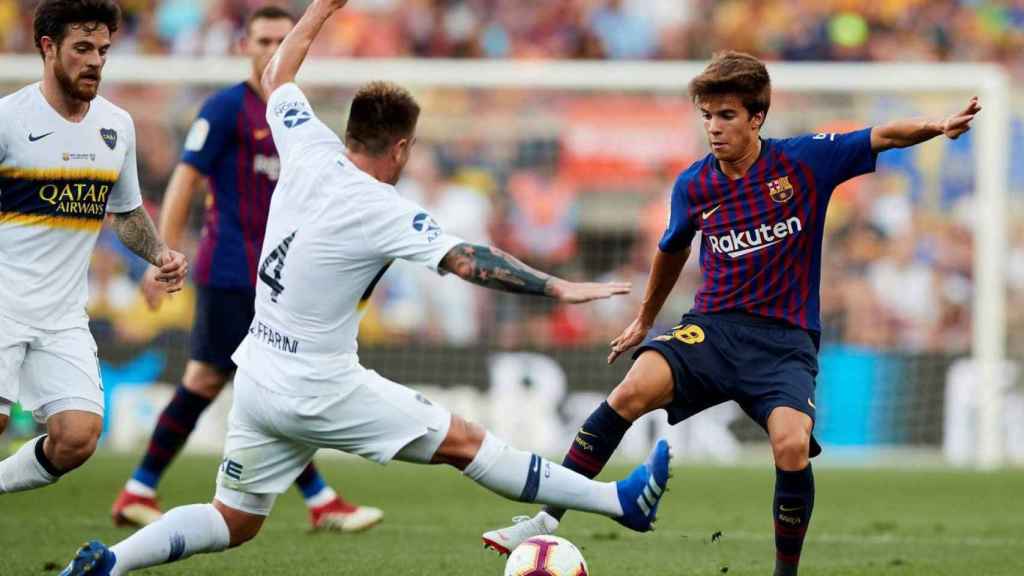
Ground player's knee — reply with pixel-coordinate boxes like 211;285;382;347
47;420;101;471
183;363;230;399
433;415;485;469
213;501;265;547
608;375;657;422
771;428;810;470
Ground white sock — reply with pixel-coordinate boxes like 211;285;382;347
125;479;156;498
109;503;230;575
304;485;337;509
0;435;59;494
463;433;622;517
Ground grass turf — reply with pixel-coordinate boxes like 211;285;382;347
4;453;1023;575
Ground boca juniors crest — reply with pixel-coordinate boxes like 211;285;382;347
767;176;794;203
100;128;117;150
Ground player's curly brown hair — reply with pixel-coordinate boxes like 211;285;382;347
688;51;771;119
33;0;121;59
345;81;421;156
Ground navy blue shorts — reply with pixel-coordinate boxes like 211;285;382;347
190;286;256;373
634;311;822;457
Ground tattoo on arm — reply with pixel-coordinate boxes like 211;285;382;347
110;206;165;266
440;243;553;296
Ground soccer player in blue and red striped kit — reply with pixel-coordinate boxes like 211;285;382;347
111;5;381;534
484;51;981;575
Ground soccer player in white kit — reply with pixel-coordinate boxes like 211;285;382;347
0;0;187;495
60;2;671;573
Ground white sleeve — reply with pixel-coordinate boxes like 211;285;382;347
360;193;464;273
106;117;143;213
266;82;343;164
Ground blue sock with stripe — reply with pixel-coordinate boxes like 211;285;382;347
463;432;622;517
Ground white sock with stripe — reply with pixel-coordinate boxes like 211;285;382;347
109;503;230;575
463;433;623;517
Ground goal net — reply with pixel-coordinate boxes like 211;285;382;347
0;56;1015;468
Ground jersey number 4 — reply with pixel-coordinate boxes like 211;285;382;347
258;231;296;302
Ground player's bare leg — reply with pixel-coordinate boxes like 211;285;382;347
483;351;674;553
0;410;101;494
767;407;814;576
114;360;380;531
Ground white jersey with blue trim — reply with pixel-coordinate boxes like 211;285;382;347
232;83;462;396
0;82;142;329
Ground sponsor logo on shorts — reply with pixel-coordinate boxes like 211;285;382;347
672;324;705;345
220;458;244;481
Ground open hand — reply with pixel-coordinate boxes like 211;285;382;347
942;96;981;140
607;317;652;364
551;280;631;304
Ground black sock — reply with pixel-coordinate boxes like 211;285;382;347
34;435;64;477
545;401;632;520
773;464;815;576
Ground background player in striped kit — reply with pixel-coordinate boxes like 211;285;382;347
483;51;981;576
110;5;382;533
0;0;187;494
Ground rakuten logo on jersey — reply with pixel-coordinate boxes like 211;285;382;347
707;216;802;258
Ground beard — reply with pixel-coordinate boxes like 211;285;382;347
54;58;100;102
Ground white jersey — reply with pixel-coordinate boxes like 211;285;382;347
232;83;462;396
0;83;142;329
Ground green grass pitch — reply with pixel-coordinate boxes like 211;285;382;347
4;453;1023;575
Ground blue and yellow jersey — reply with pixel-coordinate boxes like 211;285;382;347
0;82;142;329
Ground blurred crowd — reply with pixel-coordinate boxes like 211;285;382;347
2;1;1024;74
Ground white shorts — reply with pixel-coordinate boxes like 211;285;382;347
0;314;104;422
216;366;450;507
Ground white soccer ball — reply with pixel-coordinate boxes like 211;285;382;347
503;535;589;576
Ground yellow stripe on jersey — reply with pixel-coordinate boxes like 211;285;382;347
0;212;104;232
0;166;120;183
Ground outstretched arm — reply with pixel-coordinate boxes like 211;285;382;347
608;247;690;364
110;206;188;294
870;97;981;153
439;242;630;303
261;0;349;95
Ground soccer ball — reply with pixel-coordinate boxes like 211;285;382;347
503;535;589;576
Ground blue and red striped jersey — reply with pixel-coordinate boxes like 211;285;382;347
181;82;279;288
660;128;876;332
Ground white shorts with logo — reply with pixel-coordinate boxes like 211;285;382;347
215;366;450;511
0;313;104;421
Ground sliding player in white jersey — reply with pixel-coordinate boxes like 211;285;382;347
60;1;671;573
0;0;187;495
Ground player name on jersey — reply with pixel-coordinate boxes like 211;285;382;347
248;319;300;354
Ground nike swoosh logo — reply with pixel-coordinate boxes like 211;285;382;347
578;430;598;439
808;398;816;409
702;204;721;220
779;505;804;512
28;131;54;142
